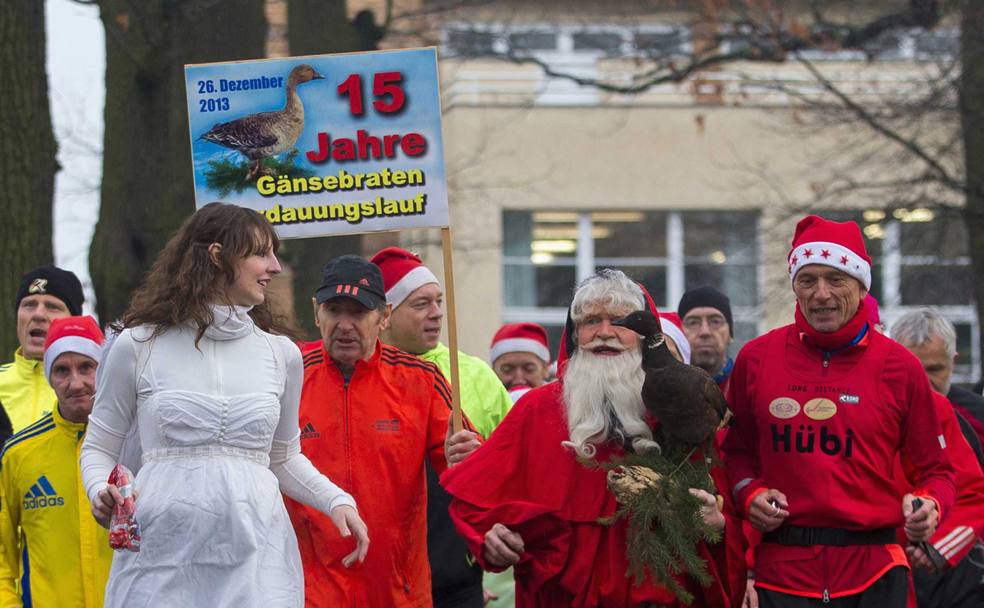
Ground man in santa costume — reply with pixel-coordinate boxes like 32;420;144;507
722;215;956;607
442;269;737;607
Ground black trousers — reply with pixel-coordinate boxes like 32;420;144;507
913;543;984;608
757;566;909;608
432;584;484;608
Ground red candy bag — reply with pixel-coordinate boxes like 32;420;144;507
107;464;141;552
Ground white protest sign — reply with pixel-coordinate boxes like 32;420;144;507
185;48;448;238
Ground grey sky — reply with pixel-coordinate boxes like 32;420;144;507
47;0;103;313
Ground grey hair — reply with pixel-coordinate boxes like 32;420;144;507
891;308;957;358
571;269;645;324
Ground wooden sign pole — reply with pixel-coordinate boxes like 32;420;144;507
441;226;464;433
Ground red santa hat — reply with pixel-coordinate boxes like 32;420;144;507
508;385;532;403
787;215;872;290
658;312;691;365
490;322;550;364
369;247;439;309
43;315;105;382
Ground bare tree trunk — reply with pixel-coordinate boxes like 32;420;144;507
284;0;370;336
960;1;984;380
0;0;56;354
89;0;267;324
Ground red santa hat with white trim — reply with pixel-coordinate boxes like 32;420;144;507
658;312;691;365
490;322;550;364
43;315;105;382
508;385;532;403
369;247;440;309
787;215;872;290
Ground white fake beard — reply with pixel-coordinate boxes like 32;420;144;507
561;348;659;459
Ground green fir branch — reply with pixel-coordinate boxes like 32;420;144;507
203;149;314;197
592;431;722;606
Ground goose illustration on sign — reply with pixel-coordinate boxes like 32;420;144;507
185;48;450;240
200;64;325;181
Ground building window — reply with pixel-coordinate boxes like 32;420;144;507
443;23;958;62
634;28;690;58
446;30;496;57
508;31;557;52
828;207;979;383
502;209;761;358
572;31;624;55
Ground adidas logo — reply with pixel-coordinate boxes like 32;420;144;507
23;475;65;510
300;422;320;440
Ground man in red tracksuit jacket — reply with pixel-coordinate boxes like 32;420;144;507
722;215;956;608
894;391;984;607
285;255;481;607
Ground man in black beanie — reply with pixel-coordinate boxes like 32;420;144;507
0;265;84;433
678;285;735;391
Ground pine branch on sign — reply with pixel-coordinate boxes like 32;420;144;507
203;149;314;197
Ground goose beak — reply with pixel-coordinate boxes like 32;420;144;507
312;71;326;80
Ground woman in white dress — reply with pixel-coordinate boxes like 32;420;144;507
80;202;369;607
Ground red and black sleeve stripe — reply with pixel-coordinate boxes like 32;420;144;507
302;348;324;370
381;347;453;409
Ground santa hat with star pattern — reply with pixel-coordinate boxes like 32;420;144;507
788;215;872;290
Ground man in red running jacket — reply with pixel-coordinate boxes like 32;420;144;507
722;215;955;608
285;255;481;607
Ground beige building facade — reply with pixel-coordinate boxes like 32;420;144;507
342;1;978;382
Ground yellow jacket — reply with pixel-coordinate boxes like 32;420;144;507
0;406;112;608
420;342;512;439
0;350;56;434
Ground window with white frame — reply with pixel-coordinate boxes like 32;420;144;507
443;23;958;62
502;210;761;359
827;207;979;384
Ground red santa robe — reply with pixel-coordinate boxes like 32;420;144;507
441;381;737;607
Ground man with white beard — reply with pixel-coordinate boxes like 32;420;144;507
441;269;733;608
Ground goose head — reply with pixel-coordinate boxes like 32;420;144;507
288;64;325;87
612;310;661;338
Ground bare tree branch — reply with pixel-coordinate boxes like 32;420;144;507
501;47;767;94
795;55;964;194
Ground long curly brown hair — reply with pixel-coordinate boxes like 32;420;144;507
119;202;301;344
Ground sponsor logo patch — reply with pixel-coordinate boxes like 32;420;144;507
373;419;401;433
23;475;64;510
28;278;48;295
803;398;837;421
838;394;860;405
300;422;320;440
768;397;801;419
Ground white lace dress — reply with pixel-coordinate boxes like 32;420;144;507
80;307;354;607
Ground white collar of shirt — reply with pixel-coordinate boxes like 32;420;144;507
205;304;255;341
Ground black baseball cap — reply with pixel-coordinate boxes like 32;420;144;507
315;255;386;309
